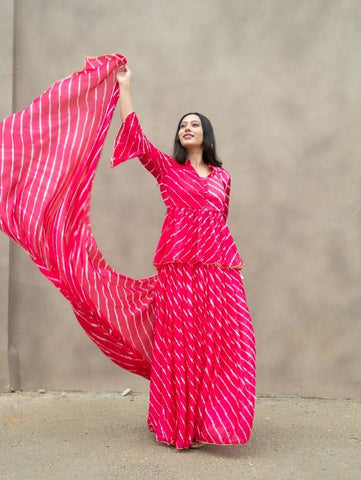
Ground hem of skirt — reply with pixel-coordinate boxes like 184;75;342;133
189;438;251;446
155;437;251;449
153;259;244;271
148;424;250;448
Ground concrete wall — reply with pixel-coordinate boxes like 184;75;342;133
1;0;360;397
0;0;13;392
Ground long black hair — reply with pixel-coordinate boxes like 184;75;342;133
173;112;222;167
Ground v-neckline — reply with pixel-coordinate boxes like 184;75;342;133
186;160;213;179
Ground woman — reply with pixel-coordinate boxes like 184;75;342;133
0;53;255;451
114;63;256;450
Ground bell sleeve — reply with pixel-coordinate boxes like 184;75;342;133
111;111;174;182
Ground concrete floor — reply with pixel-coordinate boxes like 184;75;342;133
0;391;360;480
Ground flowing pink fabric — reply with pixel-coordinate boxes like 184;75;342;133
0;53;157;379
0;53;256;447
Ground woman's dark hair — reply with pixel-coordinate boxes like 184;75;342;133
173;112;222;167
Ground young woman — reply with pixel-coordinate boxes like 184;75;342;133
114;63;256;450
0;53;255;451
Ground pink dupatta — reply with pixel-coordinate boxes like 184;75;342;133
0;53;157;379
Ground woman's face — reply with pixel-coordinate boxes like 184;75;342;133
178;114;203;150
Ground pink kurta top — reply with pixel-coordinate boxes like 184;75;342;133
111;112;244;271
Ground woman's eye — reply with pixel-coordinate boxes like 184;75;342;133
179;122;200;130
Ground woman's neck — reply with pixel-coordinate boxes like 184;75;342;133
186;148;204;167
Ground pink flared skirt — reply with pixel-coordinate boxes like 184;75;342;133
147;262;256;449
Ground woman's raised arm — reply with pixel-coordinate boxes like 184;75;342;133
116;63;134;122
111;63;175;181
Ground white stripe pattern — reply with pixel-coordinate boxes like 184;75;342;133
0;53;256;449
0;54;162;379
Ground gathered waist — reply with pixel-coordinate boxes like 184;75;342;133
166;206;223;215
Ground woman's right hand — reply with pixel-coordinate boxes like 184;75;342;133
116;63;131;89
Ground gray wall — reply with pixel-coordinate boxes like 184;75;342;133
0;0;13;392
1;0;360;397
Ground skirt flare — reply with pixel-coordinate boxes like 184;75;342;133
147;261;256;449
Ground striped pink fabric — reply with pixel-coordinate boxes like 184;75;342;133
147;262;256;448
111;112;245;271
0;52;256;448
0;53;158;379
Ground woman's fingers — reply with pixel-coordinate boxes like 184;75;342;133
116;63;130;75
116;64;126;75
116;63;131;86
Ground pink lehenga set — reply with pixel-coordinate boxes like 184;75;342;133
0;53;256;449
